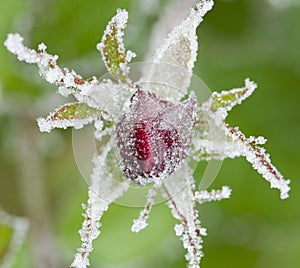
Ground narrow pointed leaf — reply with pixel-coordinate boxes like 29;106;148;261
71;140;129;268
206;78;257;114
225;124;291;199
37;102;101;133
142;0;214;101
163;163;206;268
4;33;100;103
97;9;136;83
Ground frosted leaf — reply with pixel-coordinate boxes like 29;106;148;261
142;0;214;101
195;186;232;204
192;78;290;199
71;140;129;268
97;9;136;83
37;102;102;133
4;33;39;63
4;33;107;106
144;0;197;60
192;79;259;161
115;89;197;185
163;163;205;268
206;78;257;116
38;42;47;52
225;124;291;199
131;184;160;233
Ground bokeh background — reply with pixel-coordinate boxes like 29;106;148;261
0;0;299;267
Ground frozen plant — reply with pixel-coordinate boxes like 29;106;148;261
4;0;290;267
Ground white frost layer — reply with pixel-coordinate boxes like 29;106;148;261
195;186;232;204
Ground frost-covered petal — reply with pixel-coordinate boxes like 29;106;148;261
193;102;290;199
142;0;214;101
192;79;259;161
191;106;230;161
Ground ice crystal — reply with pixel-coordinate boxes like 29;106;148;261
4;1;291;267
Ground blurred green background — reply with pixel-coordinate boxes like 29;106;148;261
0;0;299;267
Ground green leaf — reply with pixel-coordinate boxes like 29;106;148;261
209;79;257;112
98;9;135;83
37;102;103;132
49;102;101;121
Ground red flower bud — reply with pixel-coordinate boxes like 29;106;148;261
115;89;197;185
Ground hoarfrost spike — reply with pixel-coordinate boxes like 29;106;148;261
195;186;232;204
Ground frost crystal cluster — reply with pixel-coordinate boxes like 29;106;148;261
4;1;290;267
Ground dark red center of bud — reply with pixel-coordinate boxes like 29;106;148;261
115;89;196;185
133;121;152;161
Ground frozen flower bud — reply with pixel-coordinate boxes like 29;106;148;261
115;89;197;185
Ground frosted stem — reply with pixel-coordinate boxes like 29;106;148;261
131;183;160;233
